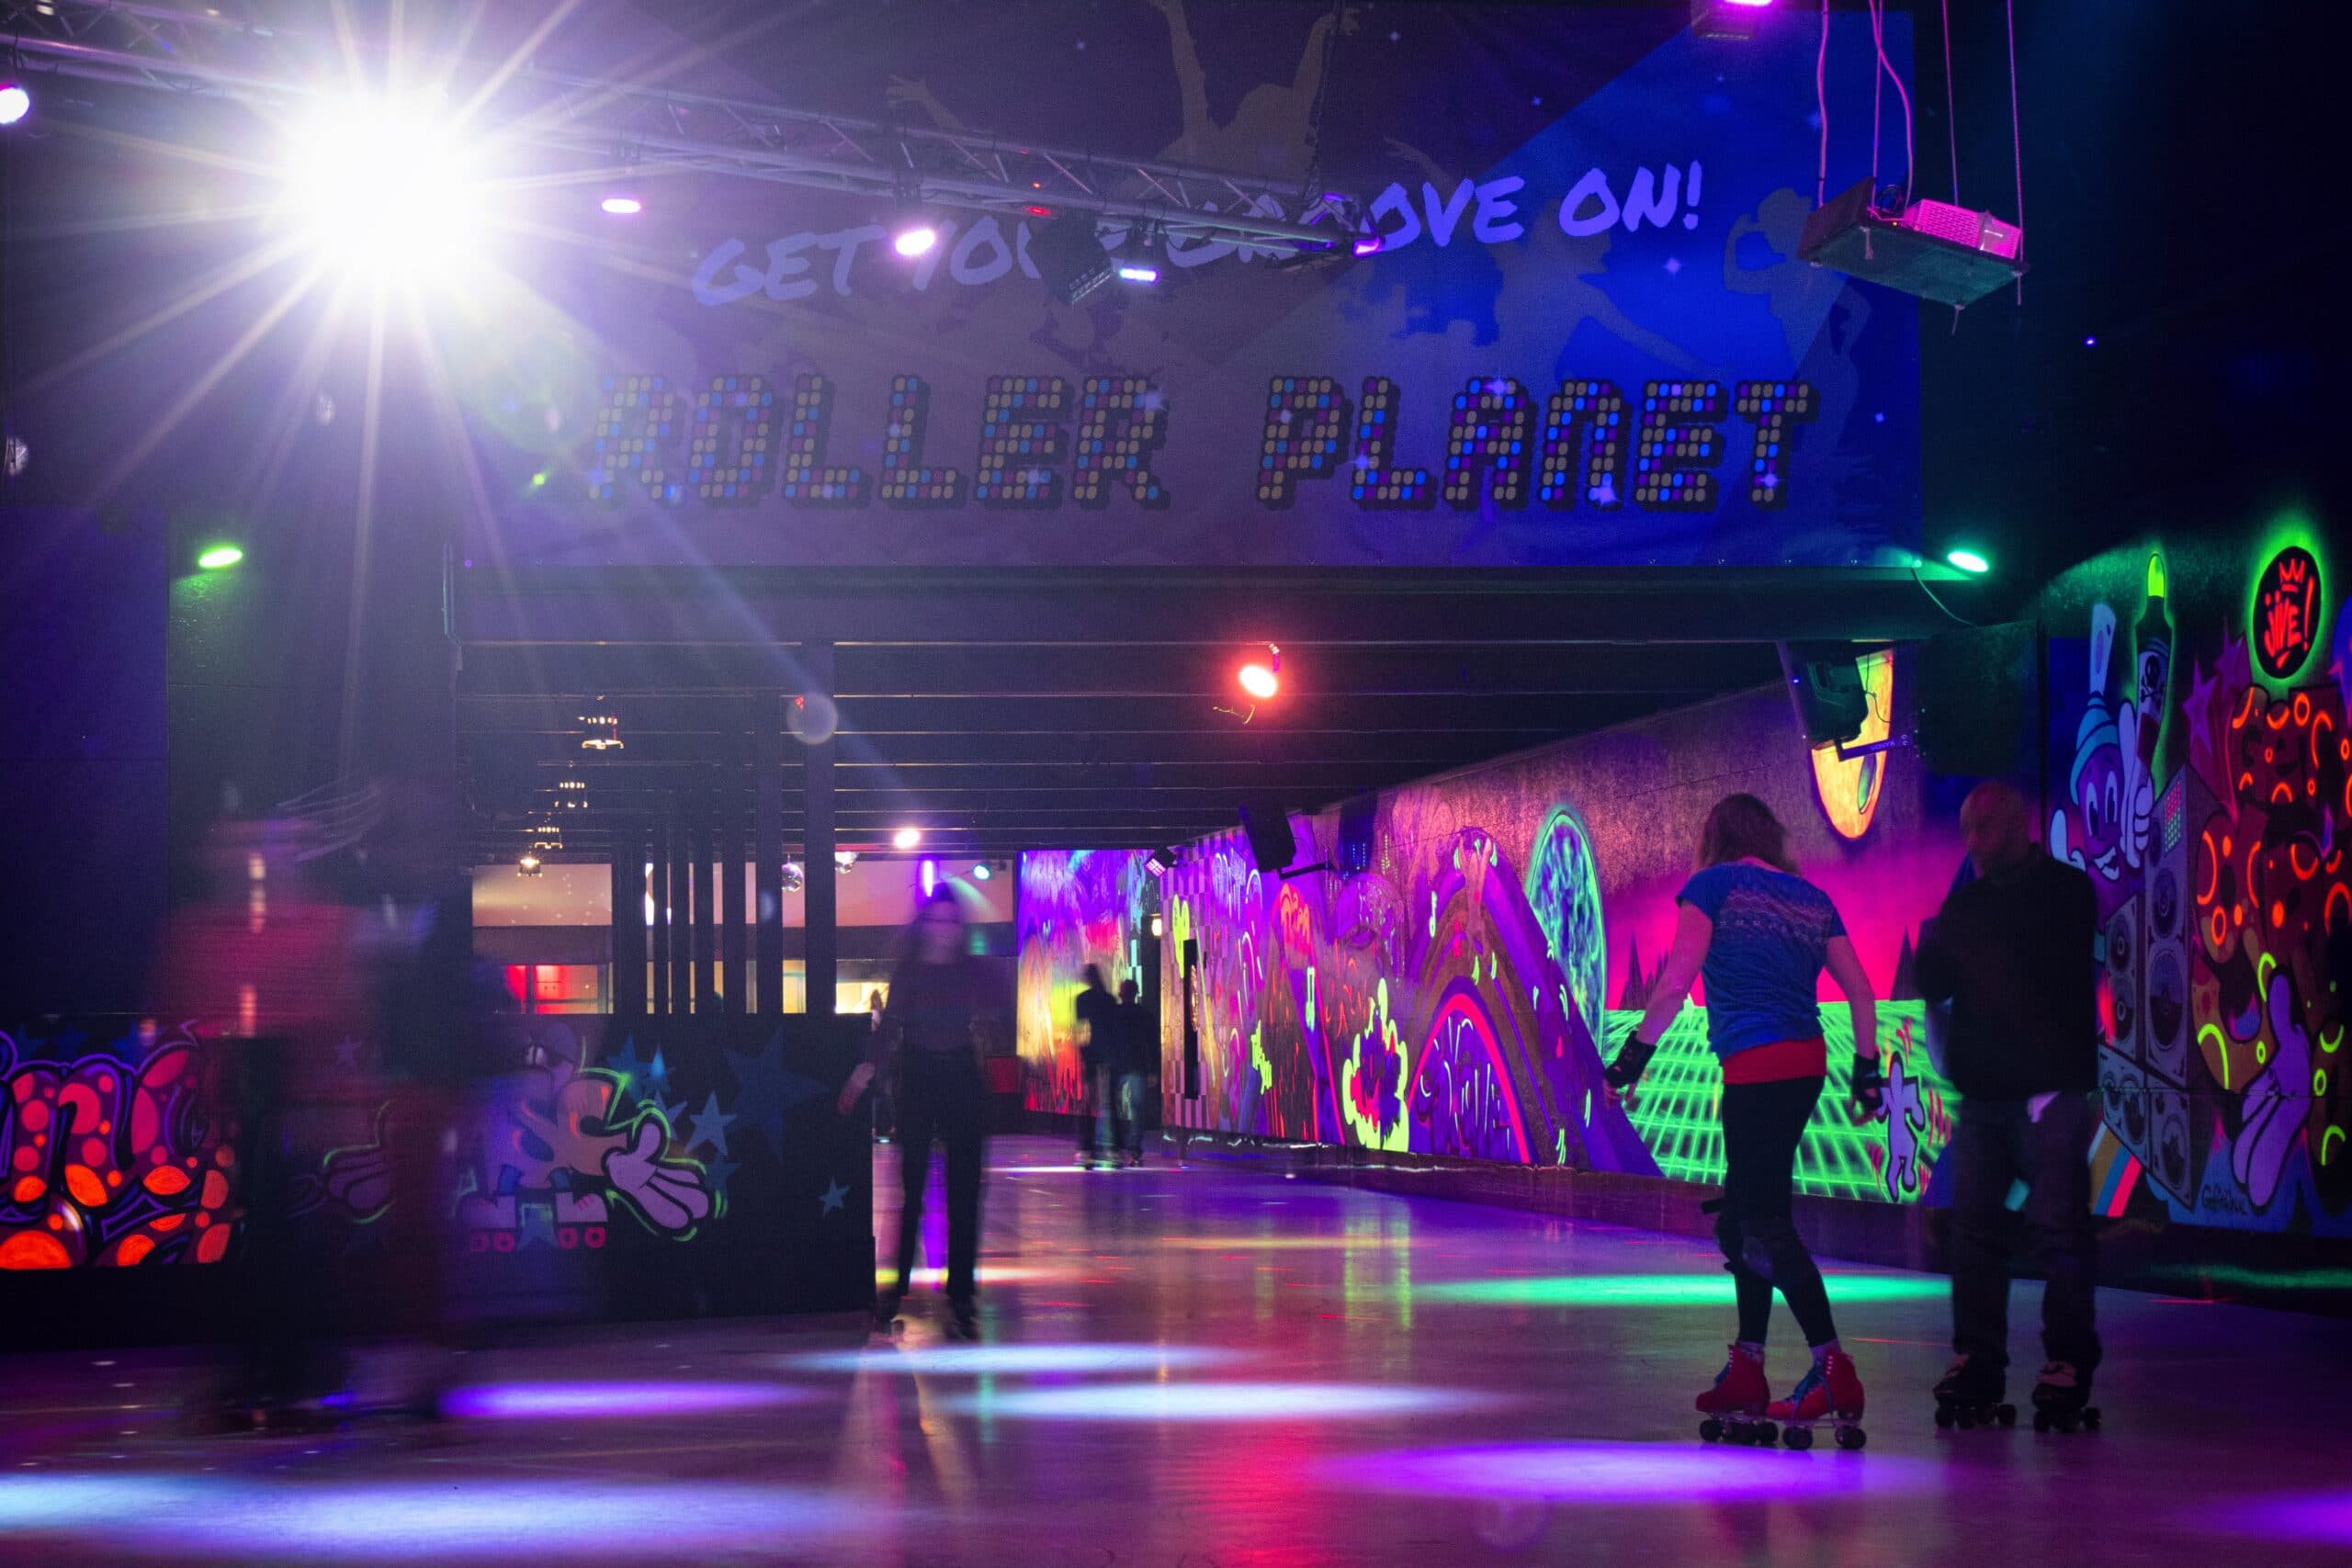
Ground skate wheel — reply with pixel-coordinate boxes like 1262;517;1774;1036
1699;1417;1724;1443
1958;1410;1977;1430
2082;1407;2100;1430
2032;1409;2052;1432
1784;1426;1814;1450
1756;1422;1778;1447
1836;1425;1867;1450
1933;1404;1954;1429
1998;1404;2017;1427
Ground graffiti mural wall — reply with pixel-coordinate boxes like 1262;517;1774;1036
1016;850;1154;1115
2047;525;2351;1236
0;1021;240;1269
1156;673;1968;1201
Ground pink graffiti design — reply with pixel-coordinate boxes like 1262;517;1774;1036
0;1026;239;1269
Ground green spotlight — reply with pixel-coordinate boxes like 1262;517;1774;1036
1945;547;1991;575
196;545;245;570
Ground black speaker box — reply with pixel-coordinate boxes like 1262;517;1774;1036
1238;798;1297;874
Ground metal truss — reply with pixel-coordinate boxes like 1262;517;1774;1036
0;0;1363;250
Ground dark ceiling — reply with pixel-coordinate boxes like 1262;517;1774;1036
457;564;2011;863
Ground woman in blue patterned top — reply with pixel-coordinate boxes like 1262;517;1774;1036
1605;794;1884;1437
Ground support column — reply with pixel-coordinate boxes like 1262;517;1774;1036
801;643;837;1017
611;834;647;1017
650;812;672;1017
755;696;784;1015
720;778;747;1016
666;806;690;1013
691;798;716;1014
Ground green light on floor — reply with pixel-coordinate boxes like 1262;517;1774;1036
1945;547;1991;574
1416;1272;1948;1306
196;544;244;570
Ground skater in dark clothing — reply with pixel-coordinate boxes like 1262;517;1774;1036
1108;977;1152;1167
1916;780;2104;1427
1603;794;1883;1437
1072;964;1114;1166
839;888;1002;1339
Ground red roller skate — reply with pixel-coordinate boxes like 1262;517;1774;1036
1764;1348;1868;1450
1696;1343;1775;1446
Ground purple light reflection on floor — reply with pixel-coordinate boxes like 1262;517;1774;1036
1318;1442;1934;1503
0;1477;891;1559
2211;1492;2352;1546
440;1381;813;1420
785;1342;1249;1375
944;1381;1490;1421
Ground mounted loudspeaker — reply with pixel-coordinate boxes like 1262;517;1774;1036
1237;797;1297;874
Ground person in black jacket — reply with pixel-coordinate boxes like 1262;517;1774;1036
1915;781;2103;1426
1073;964;1114;1167
840;888;1003;1339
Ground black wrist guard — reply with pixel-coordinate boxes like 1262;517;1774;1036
1604;1035;1657;1093
1851;1055;1885;1117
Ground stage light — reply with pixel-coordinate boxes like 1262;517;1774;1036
1117;264;1160;285
893;826;923;851
196;544;244;570
1238;660;1280;701
0;84;29;127
893;224;940;258
1149;912;1164;937
1147;847;1176;877
517;852;544;876
1352;233;1385;257
971;862;992;881
600;195;643;216
1946;547;1992;574
1029;209;1115;305
280;95;485;279
1691;0;1772;38
920;858;938;897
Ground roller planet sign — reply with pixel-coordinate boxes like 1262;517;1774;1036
473;6;1918;569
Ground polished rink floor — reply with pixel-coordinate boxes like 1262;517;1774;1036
1;1134;2347;1566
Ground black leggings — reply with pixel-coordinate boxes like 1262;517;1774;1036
894;1052;986;1303
1717;1076;1838;1348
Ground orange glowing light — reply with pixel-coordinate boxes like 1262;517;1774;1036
1238;663;1280;701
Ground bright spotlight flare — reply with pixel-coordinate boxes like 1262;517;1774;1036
893;225;941;258
1237;645;1283;702
601;195;643;216
893;826;924;851
0;82;29;127
281;95;488;280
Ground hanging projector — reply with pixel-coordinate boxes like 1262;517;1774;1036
1798;179;2026;308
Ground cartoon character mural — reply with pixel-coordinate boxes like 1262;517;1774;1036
316;1021;718;1251
2059;535;2350;1235
0;1024;241;1269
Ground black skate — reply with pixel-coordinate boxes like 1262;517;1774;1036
1932;1356;2016;1430
870;1288;905;1338
945;1297;980;1341
2030;1362;2100;1433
